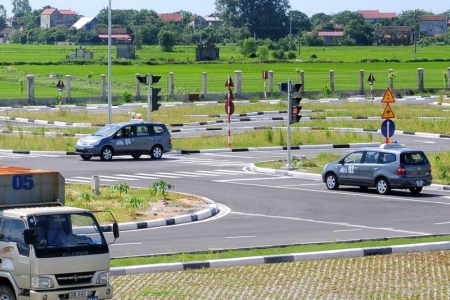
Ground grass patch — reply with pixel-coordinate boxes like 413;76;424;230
110;235;450;267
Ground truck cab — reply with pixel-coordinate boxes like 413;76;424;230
0;166;119;300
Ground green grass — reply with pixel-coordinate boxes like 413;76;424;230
110;235;450;267
1;44;450;99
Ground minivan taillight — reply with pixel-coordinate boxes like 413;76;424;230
397;165;406;175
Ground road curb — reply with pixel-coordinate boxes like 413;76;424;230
110;241;450;276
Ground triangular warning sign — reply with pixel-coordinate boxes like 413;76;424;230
382;103;395;119
381;87;395;103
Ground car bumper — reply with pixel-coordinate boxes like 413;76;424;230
29;284;113;300
75;147;101;156
389;177;433;188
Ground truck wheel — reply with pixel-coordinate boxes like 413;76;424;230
150;145;163;159
80;154;92;161
100;147;113;161
0;285;16;300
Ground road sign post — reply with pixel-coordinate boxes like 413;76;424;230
262;71;268;101
367;73;375;101
225;75;234;148
381;87;396;143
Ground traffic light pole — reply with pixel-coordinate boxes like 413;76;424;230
286;79;292;169
147;72;152;122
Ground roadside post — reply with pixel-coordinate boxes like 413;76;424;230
56;79;64;108
367;73;375;101
381;87;396;143
225;75;234;148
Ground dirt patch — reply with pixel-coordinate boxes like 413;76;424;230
136;196;212;220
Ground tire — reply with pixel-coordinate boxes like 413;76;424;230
376;177;391;195
409;187;423;194
325;173;339;190
100;147;113;161
0;284;16;300
80;154;92;161
150;145;163;159
132;154;141;159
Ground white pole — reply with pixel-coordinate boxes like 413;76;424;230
107;0;112;124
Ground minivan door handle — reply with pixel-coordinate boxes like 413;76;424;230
373;167;378;170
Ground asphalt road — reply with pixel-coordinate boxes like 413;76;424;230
1;131;450;258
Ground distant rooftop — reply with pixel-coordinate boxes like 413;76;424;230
358;10;397;19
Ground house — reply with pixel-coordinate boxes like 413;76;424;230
189;15;207;28
318;31;344;45
204;14;223;27
358;10;397;23
375;26;412;45
95;27;132;44
0;27;14;44
72;17;100;31
419;15;448;36
5;17;19;29
40;8;77;28
158;13;183;22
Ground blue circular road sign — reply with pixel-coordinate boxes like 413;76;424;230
381;119;395;138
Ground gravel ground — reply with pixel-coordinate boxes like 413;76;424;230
110;250;450;299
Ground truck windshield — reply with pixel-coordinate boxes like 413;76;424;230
28;213;109;258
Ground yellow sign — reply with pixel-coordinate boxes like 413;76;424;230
382;103;395;119
381;87;395;103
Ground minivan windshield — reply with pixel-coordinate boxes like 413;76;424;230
92;125;120;137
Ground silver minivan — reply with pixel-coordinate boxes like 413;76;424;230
322;143;432;195
75;120;172;161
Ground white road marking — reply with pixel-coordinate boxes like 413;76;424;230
433;221;450;225
231;211;430;235
333;229;363;233
225;236;256;239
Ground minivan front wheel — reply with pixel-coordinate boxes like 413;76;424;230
100;147;113;161
325;173;339;190
376;177;391;195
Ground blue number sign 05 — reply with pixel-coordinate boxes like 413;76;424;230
12;175;34;190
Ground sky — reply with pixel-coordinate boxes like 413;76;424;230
2;0;449;17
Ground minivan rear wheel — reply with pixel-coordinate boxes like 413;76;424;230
376;177;391;195
409;187;423;194
150;145;163;159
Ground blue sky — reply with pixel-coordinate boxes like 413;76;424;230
3;0;449;17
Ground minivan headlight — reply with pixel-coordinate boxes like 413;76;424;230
97;271;109;284
77;140;100;146
31;276;55;289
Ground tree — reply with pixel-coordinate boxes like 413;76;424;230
343;19;373;46
289;10;311;32
240;37;257;57
0;5;6;18
215;0;291;40
158;30;176;51
11;0;32;17
310;13;334;31
333;10;365;27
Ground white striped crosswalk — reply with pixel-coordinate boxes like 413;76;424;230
167;156;249;167
66;169;257;184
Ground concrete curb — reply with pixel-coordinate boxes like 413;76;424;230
110;241;450;276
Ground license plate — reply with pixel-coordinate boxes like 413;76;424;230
416;180;423;187
69;291;88;298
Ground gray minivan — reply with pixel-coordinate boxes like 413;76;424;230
75;120;172;161
322;143;432;195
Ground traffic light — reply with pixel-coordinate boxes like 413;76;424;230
290;96;302;124
150;75;161;85
136;74;148;85
151;88;162;112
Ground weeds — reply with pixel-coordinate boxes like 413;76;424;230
151;180;175;199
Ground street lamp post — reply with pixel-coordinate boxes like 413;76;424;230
107;0;112;124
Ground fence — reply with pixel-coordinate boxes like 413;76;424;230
4;67;450;104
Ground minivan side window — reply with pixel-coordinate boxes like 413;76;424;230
380;153;396;164
153;125;166;135
136;125;149;136
343;152;364;164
